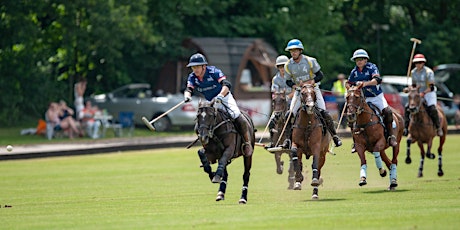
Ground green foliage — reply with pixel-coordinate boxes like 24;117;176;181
1;0;459;126
0;136;459;229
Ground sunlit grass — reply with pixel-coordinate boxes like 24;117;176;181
0;135;459;229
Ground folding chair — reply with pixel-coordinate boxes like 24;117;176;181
117;111;135;137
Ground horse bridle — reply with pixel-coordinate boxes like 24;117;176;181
408;88;423;114
346;89;365;116
197;105;232;139
300;84;316;113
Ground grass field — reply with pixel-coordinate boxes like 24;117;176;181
0;136;459;229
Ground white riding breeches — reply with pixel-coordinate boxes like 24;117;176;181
213;92;241;119
365;93;388;111
424;91;437;106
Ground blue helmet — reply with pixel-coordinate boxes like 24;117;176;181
350;49;370;61
285;39;304;51
186;53;208;67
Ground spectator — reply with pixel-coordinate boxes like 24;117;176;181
332;73;347;128
74;76;87;119
46;102;80;139
80;100;101;139
332;73;346;97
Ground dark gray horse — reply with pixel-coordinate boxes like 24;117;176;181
193;100;255;204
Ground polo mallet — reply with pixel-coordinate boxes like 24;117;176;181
406;38;422;85
255;112;275;147
328;101;348;155
266;92;299;152
142;100;186;131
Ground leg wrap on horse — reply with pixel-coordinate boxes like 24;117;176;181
428;105;443;136
383;107;397;147
321;110;342;147
234;115;254;157
403;105;410;136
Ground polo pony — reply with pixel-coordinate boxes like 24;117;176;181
193;99;255;204
290;83;331;199
404;85;447;177
346;85;404;190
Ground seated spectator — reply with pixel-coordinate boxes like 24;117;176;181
46;102;80;139
81;100;101;139
59;100;84;136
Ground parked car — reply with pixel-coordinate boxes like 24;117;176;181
90;83;199;131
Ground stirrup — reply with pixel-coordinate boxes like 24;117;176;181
333;135;342;147
282;139;291;149
351;143;357;153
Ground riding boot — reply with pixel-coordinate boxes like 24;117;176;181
383;108;397;147
428;105;443;136
234;115;254;157
321;110;342;147
282;111;293;149
403;105;410;136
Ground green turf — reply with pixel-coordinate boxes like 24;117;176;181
0;136;459;229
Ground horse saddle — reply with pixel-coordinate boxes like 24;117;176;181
367;102;389;136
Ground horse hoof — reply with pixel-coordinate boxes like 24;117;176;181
359;177;367;186
390;179;398;188
293;182;302;190
287;184;294;190
426;153;435;159
311;194;319;200
216;191;225;201
438;170;444;177
388;186;396;191
405;157;412;164
417;172;423;178
238;198;247;204
379;168;387;177
212;175;222;183
311;178;320;186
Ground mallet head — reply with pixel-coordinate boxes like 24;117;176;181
142;116;156;131
410;38;422;44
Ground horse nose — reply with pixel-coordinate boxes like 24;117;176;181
200;135;209;145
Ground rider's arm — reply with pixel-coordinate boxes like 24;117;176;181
313;70;324;83
218;79;231;96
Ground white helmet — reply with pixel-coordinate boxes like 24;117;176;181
275;55;289;66
350;49;370;61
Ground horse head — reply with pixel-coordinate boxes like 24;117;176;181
300;83;316;114
196;99;218;146
346;86;366;123
272;90;287;113
406;84;422;114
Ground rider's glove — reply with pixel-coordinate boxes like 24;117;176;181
184;96;192;103
216;94;224;104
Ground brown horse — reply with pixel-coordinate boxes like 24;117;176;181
268;90;295;189
193;100;255;204
346;86;404;190
290;83;331;199
404;85;447;177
